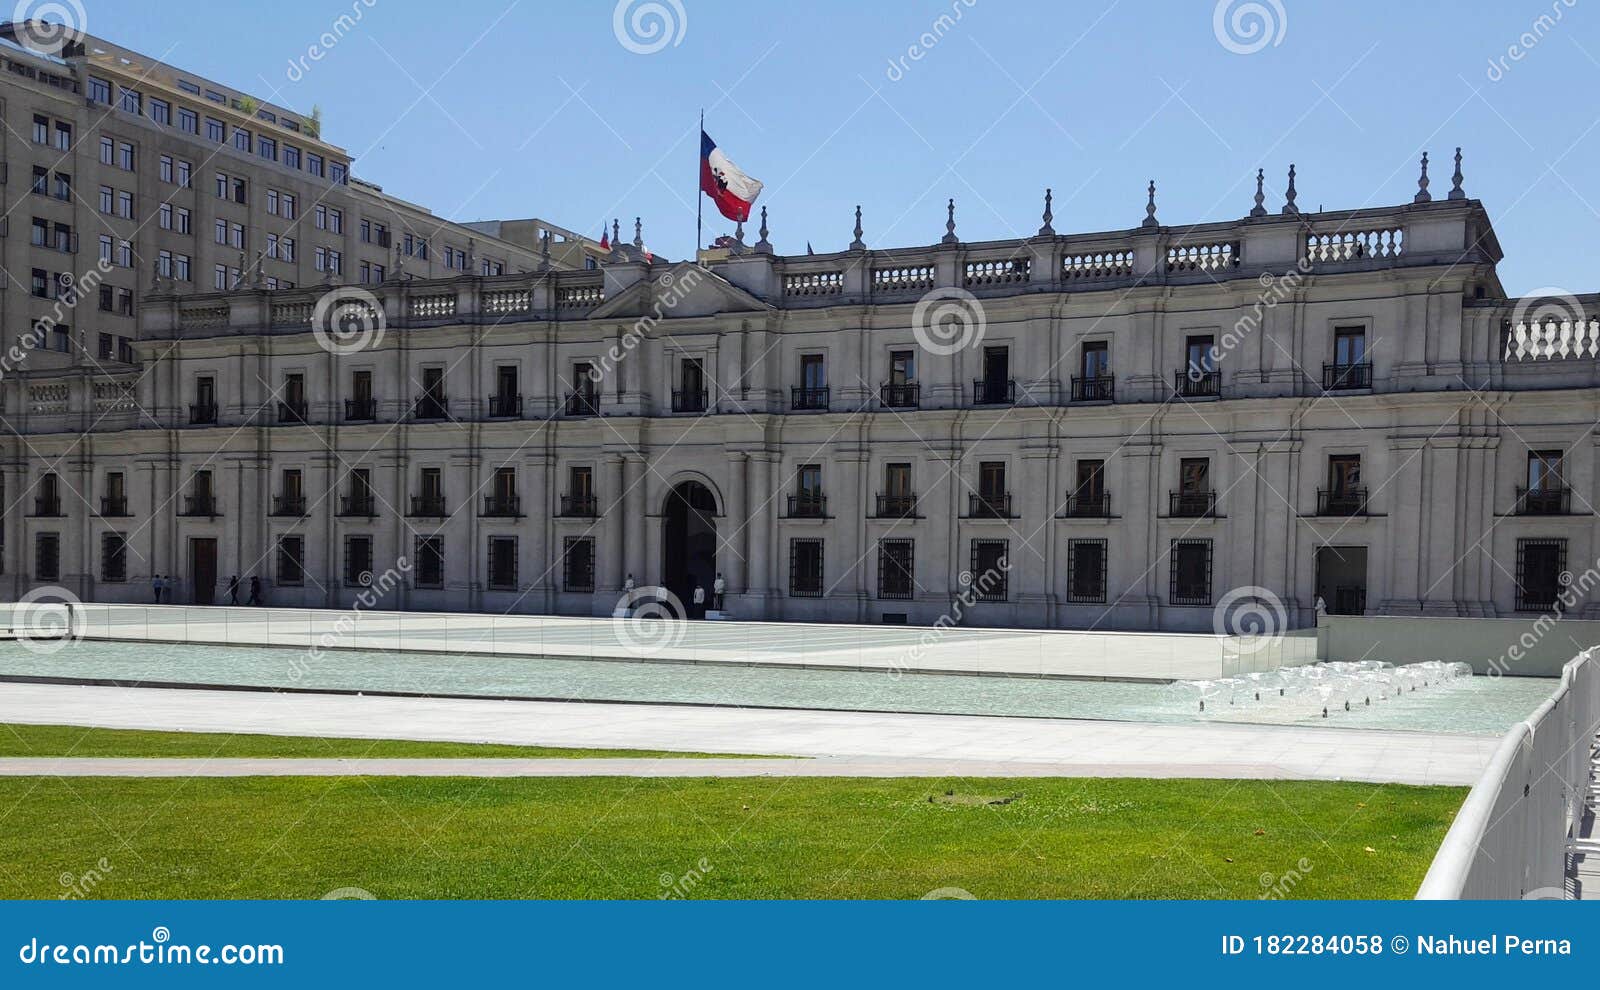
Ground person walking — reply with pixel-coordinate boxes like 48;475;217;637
152;573;163;604
227;575;241;606
248;576;262;606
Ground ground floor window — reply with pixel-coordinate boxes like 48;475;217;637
415;536;444;589
1169;539;1212;606
1515;537;1567;612
101;533;127;583
789;538;824;597
1067;539;1107;603
35;533;59;582
276;535;305;586
877;539;913;600
345;535;374;587
969;540;1009;602
487;536;518;591
563;537;595;592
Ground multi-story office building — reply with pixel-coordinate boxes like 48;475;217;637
6;150;1598;632
0;21;602;379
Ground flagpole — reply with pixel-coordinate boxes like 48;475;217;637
695;109;704;265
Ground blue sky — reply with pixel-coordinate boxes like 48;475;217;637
86;0;1600;293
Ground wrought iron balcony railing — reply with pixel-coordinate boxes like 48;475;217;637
180;495;219;517
487;394;523;418
790;386;830;411
671;389;708;413
1322;362;1373;391
1317;487;1369;516
1063;490;1112;518
1169;490;1218;517
408;495;448;517
565;392;599;417
344;398;377;421
189;402;217;425
30;497;63;517
276;401;308;424
271;495;307;516
874;493;919;518
966;492;1014;519
339;495;377;518
1174;369;1220;398
412;396;449;421
482;495;522;517
879;383;920;409
559;494;598;517
972;379;1016;406
786;493;829;518
98;496;130;517
1514;486;1571;516
1071;375;1115;402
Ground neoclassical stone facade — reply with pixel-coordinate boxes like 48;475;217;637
5;182;1599;632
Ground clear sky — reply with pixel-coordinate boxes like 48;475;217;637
83;0;1600;294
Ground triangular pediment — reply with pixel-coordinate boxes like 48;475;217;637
589;263;772;320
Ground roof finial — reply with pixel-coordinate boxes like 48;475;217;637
1038;187;1055;236
1250;168;1267;217
849;205;865;251
941;198;958;244
1281;164;1299;215
538;229;552;272
633;217;643;248
1141;180;1159;229
731;219;747;255
1448;147;1466;200
1413;151;1432;204
612;218;621;247
754;205;772;254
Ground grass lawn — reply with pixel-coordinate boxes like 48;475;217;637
0;723;760;760
0;776;1463;899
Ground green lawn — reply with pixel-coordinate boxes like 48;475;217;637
0;723;758;760
0;776;1463;899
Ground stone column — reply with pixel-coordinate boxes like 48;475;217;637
525;450;552;613
745;452;775;608
1383;438;1427;613
726;451;748;594
1017;442;1058;624
599;453;625;594
624;454;647;590
1420;441;1464;614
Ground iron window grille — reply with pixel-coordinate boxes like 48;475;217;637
1169;538;1213;606
1514;538;1567;612
877;539;914;600
563;537;595;592
789;538;824;597
1067;539;1108;603
968;540;1010;602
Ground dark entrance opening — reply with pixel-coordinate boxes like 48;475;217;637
189;537;218;606
662;481;718;617
1315;546;1367;616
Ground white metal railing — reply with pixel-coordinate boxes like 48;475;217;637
1416;648;1599;900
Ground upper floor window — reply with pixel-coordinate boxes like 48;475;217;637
87;77;112;104
119;87;142;114
150;98;171;125
283;145;301;169
307;153;325;178
233;128;252;153
179;108;199;134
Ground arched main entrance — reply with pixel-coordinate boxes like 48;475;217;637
662;481;718;616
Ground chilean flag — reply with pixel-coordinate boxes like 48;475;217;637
700;131;763;223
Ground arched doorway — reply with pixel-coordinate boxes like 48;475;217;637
662;481;718;616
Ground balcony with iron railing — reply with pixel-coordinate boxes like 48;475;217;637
277;400;308;425
487;394;523;418
879;383;920;409
565;392;599;417
1322;362;1373;391
1174;369;1220;398
559;494;598;518
98;496;130;517
339;495;377;518
30;496;63;517
874;493;919;519
791;387;830;411
344;398;377;422
672;390;708;413
966;492;1014;519
412;396;449;421
189;402;218;425
1514;486;1572;516
1317;488;1369;516
1071;376;1115;403
482;494;522;517
271;495;307;516
1169;490;1218;518
786;493;829;518
408;495;447;517
1063;490;1112;518
180;495;219;517
972;379;1016;406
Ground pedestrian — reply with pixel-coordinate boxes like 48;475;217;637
152;573;163;604
248;576;262;606
712;572;725;611
692;583;706;619
228;575;241;606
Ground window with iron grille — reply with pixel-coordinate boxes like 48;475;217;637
1515;538;1567;612
35;533;59;582
1169;539;1212;606
969;540;1009;602
276;536;305;586
877;539;914;600
488;536;518;591
100;533;128;583
789;538;824;597
563;537;595;592
415;536;444;589
1067;539;1108;603
344;535;374;587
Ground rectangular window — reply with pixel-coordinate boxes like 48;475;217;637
969;540;1010;602
276;536;305;586
102;534;129;584
283;145;300;170
1169;539;1213;606
308;153;325;178
35;533;60;582
206;117;225;142
877;539;914;600
1081;340;1111;379
1334;326;1367;366
160;155;174;183
563;537;595;592
978;461;1006;499
99;136;113;164
1185;334;1217;374
801;353;826;389
487;537;519;591
88;77;112;104
1067;539;1108;603
1515;538;1567;612
789;538;824;597
118;142;135;170
177;160;192;188
259;136;276;160
345;535;374;587
179;108;199;134
1328;455;1361;494
150;98;171;125
415;536;444;589
233;127;251;152
1527;450;1564;491
32;114;48;144
1179;457;1210;493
